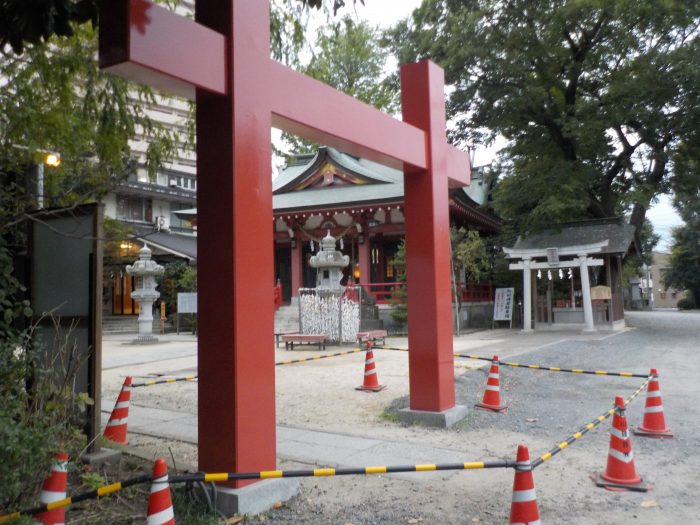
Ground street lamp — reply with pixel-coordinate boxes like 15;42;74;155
36;151;61;208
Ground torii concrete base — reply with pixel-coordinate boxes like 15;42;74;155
398;405;469;428
205;478;300;516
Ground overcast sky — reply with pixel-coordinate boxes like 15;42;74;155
307;0;684;249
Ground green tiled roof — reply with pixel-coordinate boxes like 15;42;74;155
511;218;637;255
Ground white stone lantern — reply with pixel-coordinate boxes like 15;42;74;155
126;243;164;343
309;232;349;291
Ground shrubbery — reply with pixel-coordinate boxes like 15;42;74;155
1;242;87;513
676;294;696;311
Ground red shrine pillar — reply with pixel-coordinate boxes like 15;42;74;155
196;0;276;486
358;235;370;287
401;61;457;413
290;241;302;302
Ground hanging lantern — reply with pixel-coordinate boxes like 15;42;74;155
537;269;542;279
558;269;563;279
568;268;573;279
547;270;552;281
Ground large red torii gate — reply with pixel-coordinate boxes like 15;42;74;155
100;0;470;486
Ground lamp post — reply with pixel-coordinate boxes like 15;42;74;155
36;151;61;208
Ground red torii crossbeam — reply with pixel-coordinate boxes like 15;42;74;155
100;0;470;486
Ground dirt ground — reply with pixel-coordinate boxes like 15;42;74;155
96;311;699;524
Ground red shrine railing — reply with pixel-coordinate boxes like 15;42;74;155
362;282;494;304
455;282;494;303
363;282;402;304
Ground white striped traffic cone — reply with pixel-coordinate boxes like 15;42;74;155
356;341;386;392
633;368;672;438
104;376;132;445
593;396;648;492
36;452;69;525
147;458;175;524
475;355;507;412
509;444;541;525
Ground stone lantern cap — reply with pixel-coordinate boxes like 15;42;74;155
309;231;349;269
126;243;165;277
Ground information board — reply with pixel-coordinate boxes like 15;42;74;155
177;292;198;313
493;287;515;322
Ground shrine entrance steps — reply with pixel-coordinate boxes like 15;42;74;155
274;305;300;334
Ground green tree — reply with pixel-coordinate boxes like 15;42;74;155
0;22;179;233
157;260;197;315
0;0;363;54
281;15;398;154
389;240;408;330
387;0;700;235
663;150;700;307
450;227;489;333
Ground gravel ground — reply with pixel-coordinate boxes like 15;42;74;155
101;310;700;523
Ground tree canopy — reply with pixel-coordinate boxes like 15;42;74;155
387;0;700;236
663;146;700;306
0;21;179;237
0;0;363;55
280;14;398;153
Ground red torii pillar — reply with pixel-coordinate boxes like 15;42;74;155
99;0;469;502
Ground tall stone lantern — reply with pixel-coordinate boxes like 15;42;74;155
309;232;349;290
126;243;164;343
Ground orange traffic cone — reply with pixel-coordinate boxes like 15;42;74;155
356;341;385;392
475;355;507;412
509;444;540;525
593;396;648;492
104;376;132;445
36;452;69;525
634;369;672;438
147;458;175;525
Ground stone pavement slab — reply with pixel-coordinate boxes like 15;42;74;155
103;406;475;482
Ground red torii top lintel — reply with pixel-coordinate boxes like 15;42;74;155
99;0;470;486
99;0;470;186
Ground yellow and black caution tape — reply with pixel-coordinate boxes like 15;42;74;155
178;459;513;482
0;473;151;523
275;348;364;366
0;460;513;520
454;354;649;378
131;375;197;388
129;349;366;388
531;375;652;469
378;346;649;378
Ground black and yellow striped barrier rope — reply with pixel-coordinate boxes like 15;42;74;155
0;460;514;521
489;357;649;378
377;346;649;378
0;473;152;523
129;349;367;388
531;375;652;469
131;375;197;388
275;348;364;366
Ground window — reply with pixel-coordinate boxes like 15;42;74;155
116;196;152;223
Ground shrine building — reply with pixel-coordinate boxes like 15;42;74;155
272;147;500;305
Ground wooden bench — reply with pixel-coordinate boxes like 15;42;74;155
281;333;328;351
356;330;388;346
275;330;300;348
